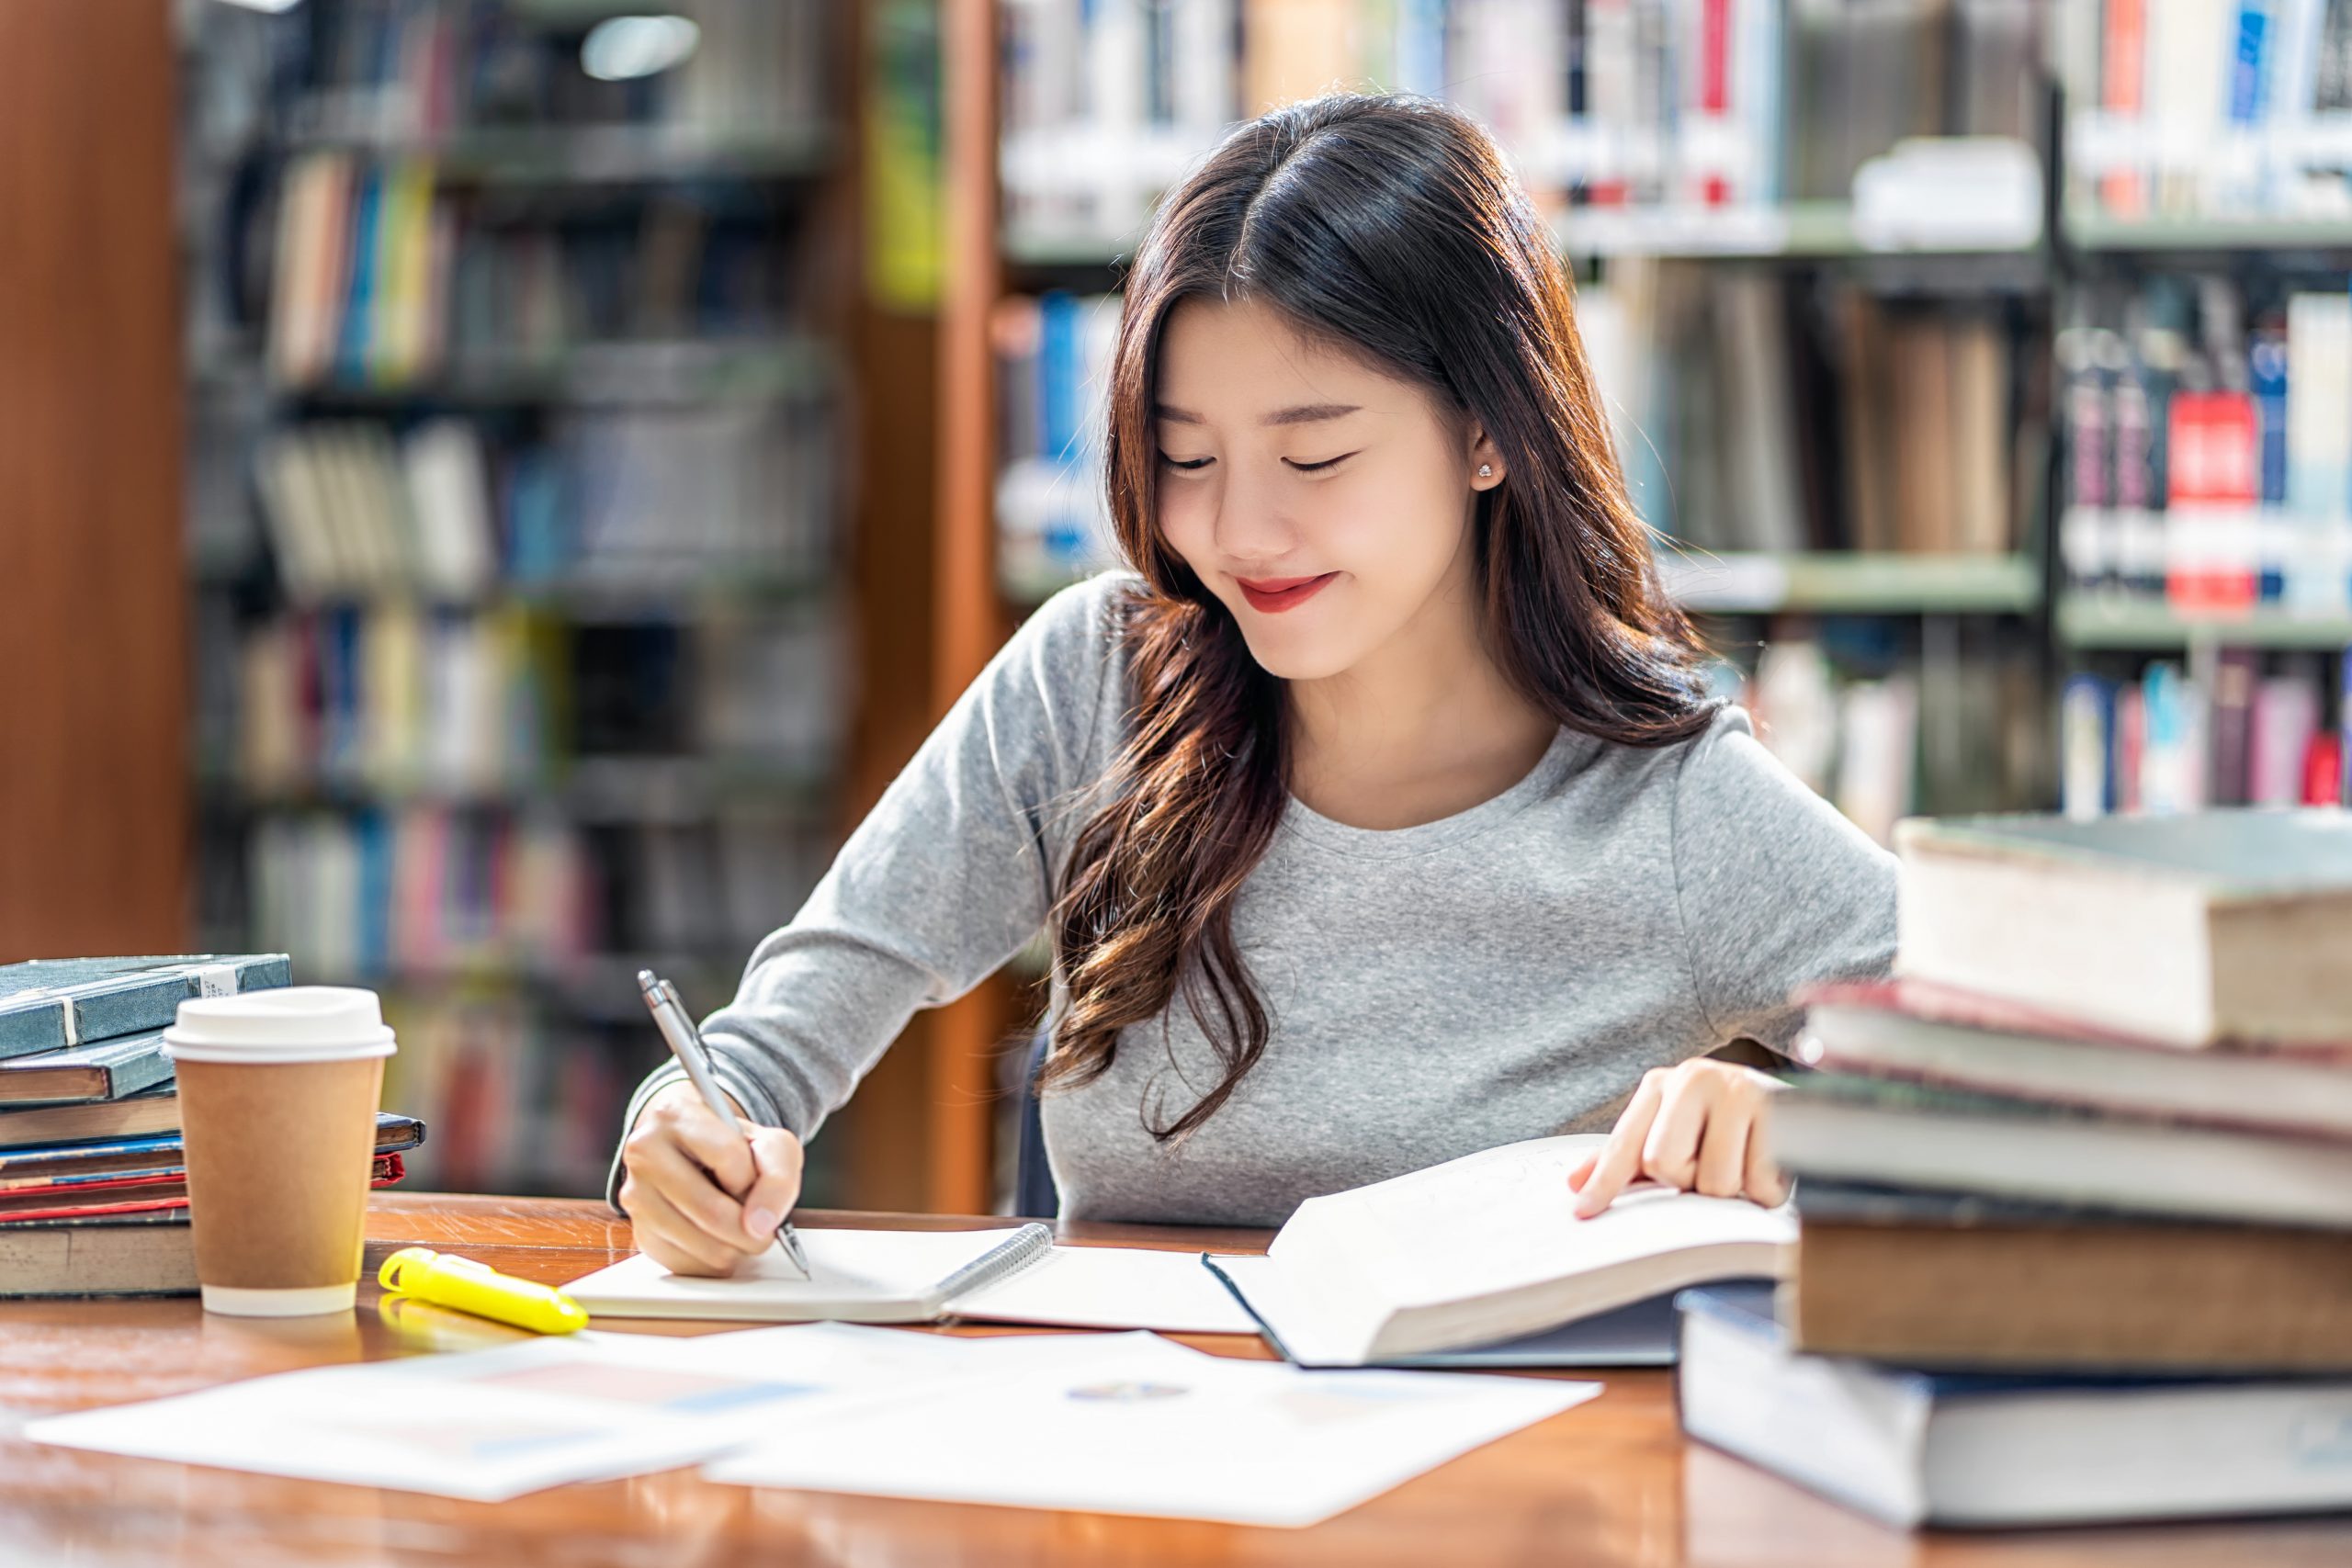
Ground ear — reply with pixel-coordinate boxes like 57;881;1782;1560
1467;423;1506;491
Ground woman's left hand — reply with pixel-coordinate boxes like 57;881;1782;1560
1567;1057;1788;1218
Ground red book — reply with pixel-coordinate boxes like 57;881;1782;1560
1698;0;1730;206
2099;0;2146;218
2165;390;2259;613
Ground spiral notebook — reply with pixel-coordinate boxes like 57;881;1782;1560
562;1224;1057;1324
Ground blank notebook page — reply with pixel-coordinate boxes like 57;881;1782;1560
564;1228;1037;1319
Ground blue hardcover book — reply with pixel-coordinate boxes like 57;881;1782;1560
0;955;292;1063
1676;1284;2352;1529
338;165;383;382
2251;325;2290;601
2342;648;2352;805
0;1029;173;1106
1037;288;1079;464
0;1114;425;1180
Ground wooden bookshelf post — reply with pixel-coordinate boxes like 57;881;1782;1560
0;0;189;960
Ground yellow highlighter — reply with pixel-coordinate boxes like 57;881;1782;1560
379;1247;591;1336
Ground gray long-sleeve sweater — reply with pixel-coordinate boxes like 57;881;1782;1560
606;569;1898;1226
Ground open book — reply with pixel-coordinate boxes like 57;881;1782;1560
1209;1134;1794;1366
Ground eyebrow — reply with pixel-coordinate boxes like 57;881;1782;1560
1153;401;1363;427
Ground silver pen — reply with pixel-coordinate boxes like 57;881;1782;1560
637;969;811;1277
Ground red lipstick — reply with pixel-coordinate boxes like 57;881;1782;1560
1237;571;1338;614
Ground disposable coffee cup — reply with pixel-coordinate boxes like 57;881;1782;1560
163;987;397;1317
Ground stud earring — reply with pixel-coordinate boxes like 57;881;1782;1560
1478;464;1494;479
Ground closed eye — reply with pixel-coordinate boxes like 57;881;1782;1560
1286;453;1354;473
1158;454;1212;472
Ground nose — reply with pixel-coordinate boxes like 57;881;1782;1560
1210;462;1296;570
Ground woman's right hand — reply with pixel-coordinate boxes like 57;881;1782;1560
617;1079;805;1277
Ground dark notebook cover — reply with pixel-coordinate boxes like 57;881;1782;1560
0;955;292;1061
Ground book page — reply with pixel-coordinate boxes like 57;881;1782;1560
1277;1134;1794;1312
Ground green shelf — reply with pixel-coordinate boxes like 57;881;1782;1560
2058;596;2352;650
2064;211;2352;254
1005;201;2044;269
1657;552;2041;614
1555;200;2038;260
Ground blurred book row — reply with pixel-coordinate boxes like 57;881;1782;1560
2061;272;2352;615
1585;267;2040;558
2061;650;2352;816
239;808;828;1000
378;993;623;1195
281;0;831;144
2064;0;2352;226
235;407;838;603
1719;629;2047;844
265;152;819;388
217;603;847;798
1001;0;2047;250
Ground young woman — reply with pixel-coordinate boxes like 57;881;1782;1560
612;93;1895;1277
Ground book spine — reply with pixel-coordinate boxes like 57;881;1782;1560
338;166;383;385
2100;0;2148;217
2252;321;2292;602
2061;672;2115;819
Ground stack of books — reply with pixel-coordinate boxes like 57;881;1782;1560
1678;810;2352;1529
0;956;424;1298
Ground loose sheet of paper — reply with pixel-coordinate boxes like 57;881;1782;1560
21;1321;1118;1502
704;1332;1600;1528
950;1246;1257;1334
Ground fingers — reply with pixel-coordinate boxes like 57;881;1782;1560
1577;1060;1786;1217
1639;1066;1723;1191
739;1127;806;1245
620;1173;746;1277
1746;1094;1790;1205
655;1093;758;1197
627;1134;766;1257
1571;1069;1665;1218
1693;1094;1750;1200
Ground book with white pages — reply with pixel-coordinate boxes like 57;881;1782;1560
561;1223;1258;1335
1206;1134;1794;1367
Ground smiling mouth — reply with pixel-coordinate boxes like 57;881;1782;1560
1235;571;1338;612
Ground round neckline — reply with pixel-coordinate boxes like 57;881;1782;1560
1279;724;1585;860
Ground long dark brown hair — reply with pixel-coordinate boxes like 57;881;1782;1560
1041;93;1718;1141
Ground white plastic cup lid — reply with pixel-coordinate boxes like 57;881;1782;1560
163;986;398;1066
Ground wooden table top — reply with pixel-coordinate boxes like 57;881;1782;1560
0;1192;2346;1567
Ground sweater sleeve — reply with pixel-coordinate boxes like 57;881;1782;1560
604;570;1135;1213
1668;704;1899;1059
